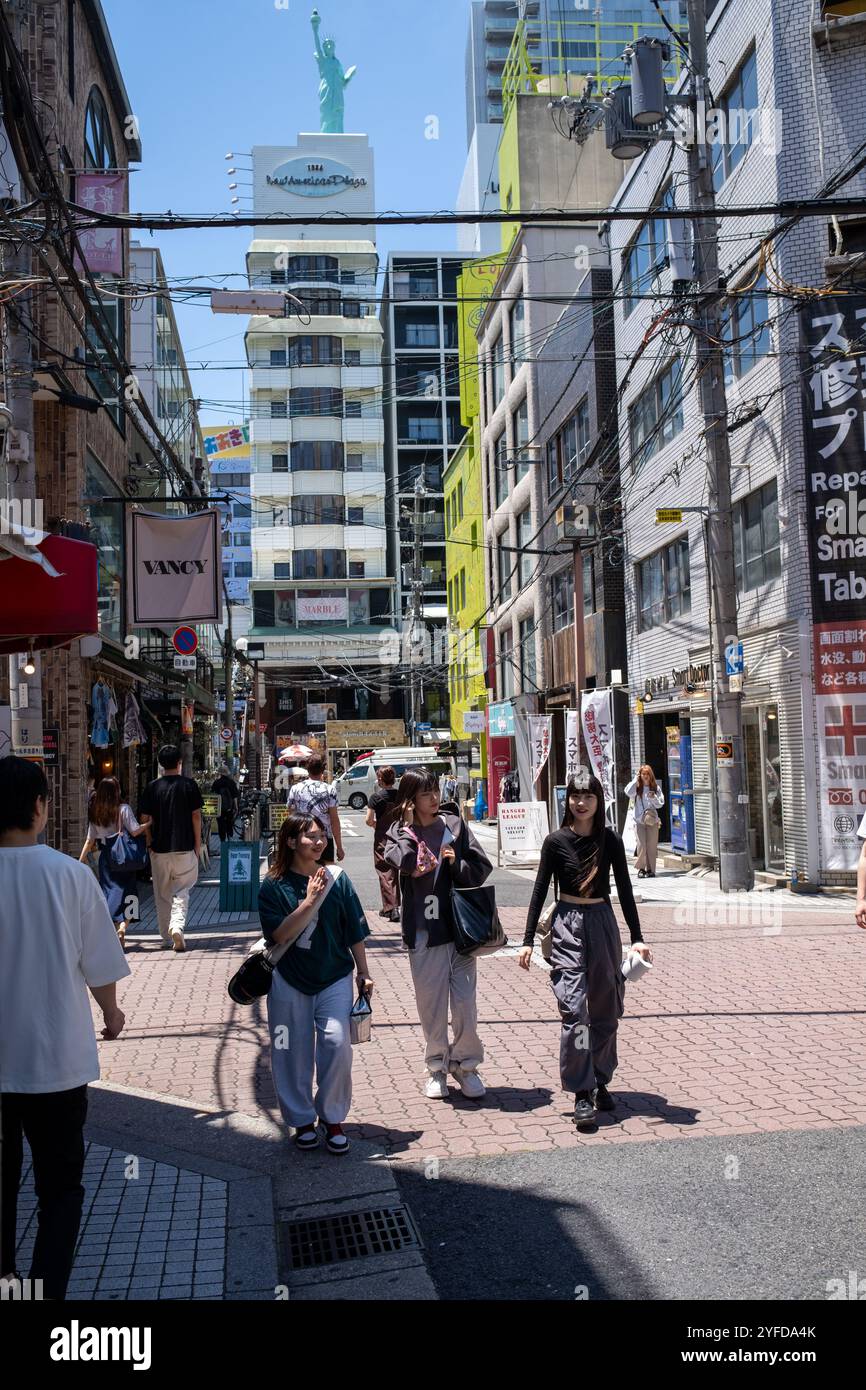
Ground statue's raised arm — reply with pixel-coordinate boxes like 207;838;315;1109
311;7;325;63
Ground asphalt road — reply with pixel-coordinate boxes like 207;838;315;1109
394;1125;866;1302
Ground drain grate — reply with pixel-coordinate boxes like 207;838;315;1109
281;1205;421;1271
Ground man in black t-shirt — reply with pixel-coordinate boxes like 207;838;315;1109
140;745;203;952
365;765;400;919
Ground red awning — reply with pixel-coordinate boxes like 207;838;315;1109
0;534;99;655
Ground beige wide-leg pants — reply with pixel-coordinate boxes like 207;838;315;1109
408;928;484;1075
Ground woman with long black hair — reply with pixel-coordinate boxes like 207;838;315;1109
518;770;652;1129
258;813;373;1154
79;777;149;947
382;769;492;1100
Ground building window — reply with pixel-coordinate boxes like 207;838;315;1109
518;508;533;586
67;0;75;101
495;433;509;508
294;288;341;316
84;86;116;169
344;399;362;418
457;480;464;520
713;48;758;191
629;361;685;469
288;335;341;366
349;560;365;578
546;437;559;497
290;387;343;417
346;452;363;471
514;397;530;481
270;399;287;419
272;452;289;473
510;295;526;366
293;549;346;579
623;186;675;315
274;563;292;579
285;254;339;281
292;496;345;525
342;298;361;318
499;626;514;698
551;569;574;633
519;617;536;693
291;441;344;471
722;272;771;382
344;349;361;366
497;538;512;603
471;521;478;551
460;568;466;609
733;479;781;592
270;349;287;366
638;536;691;631
234;561;252;578
492;333;506;403
583;550;595;618
84;451;123;645
347;506;364;525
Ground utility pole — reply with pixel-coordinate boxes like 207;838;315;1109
408;476;426;747
685;0;753;891
3;237;45;765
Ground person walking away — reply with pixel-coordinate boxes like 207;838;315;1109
258;813;373;1154
0;758;128;1301
518;770;653;1130
286;753;344;864
365;766;401;921
139;744;203;952
624;765;664;878
383;770;492;1099
211;764;239;842
79;776;150;948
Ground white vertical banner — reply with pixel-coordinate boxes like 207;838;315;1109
528;715;552;793
581;689;615;828
564;709;581;780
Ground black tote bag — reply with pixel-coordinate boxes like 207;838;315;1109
451;883;507;958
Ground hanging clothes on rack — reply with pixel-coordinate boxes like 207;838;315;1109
90;679;112;748
123;692;147;748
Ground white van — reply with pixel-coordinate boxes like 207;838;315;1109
334;748;452;809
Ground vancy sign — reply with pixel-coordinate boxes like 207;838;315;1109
266;157;367;198
129;510;221;626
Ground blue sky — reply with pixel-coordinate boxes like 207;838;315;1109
102;0;476;426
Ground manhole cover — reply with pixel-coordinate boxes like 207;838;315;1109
281;1206;421;1271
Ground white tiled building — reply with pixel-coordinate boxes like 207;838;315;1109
609;0;866;884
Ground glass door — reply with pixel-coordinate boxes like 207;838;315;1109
742;704;784;872
763;705;784;871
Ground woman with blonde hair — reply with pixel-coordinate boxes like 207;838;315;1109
625;764;664;878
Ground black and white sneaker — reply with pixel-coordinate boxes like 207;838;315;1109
293;1124;320;1151
573;1093;596;1129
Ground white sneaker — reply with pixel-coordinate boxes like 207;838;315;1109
424;1071;449;1099
171;931;186;953
450;1067;486;1099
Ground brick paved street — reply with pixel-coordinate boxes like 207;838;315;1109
92;866;865;1165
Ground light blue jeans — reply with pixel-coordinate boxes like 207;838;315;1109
267;969;354;1128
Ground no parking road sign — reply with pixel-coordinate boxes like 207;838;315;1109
172;626;198;656
220;727;234;743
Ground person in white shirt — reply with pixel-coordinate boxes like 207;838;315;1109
625;765;665;878
0;757;130;1301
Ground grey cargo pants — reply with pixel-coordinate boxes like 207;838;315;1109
548;902;625;1094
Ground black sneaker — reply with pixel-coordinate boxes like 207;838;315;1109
293;1124;320;1151
573;1093;596;1129
592;1084;615;1112
637;869;646;878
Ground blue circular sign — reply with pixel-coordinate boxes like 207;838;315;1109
173;626;198;655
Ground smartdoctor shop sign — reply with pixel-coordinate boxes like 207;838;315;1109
267;157;367;197
803;296;866;870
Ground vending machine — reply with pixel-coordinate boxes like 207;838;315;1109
667;724;695;854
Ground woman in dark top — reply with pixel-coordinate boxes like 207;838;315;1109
211;765;239;842
365;765;400;920
382;769;492;1100
518;770;653;1129
258;813;373;1154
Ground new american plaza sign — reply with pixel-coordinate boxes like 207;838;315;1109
266;157;368;197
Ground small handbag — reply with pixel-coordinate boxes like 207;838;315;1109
642;806;660;829
536;901;557;962
349;988;373;1044
227;868;341;1005
405;828;439;877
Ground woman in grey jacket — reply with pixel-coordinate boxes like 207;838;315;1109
383;769;492;1100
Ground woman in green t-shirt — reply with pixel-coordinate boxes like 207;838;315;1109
258;813;373;1154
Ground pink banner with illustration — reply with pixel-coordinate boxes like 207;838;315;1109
581;689;616;828
74;173;126;275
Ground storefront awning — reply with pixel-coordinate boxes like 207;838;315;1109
0;533;98;655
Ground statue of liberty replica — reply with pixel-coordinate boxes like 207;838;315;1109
311;9;356;134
